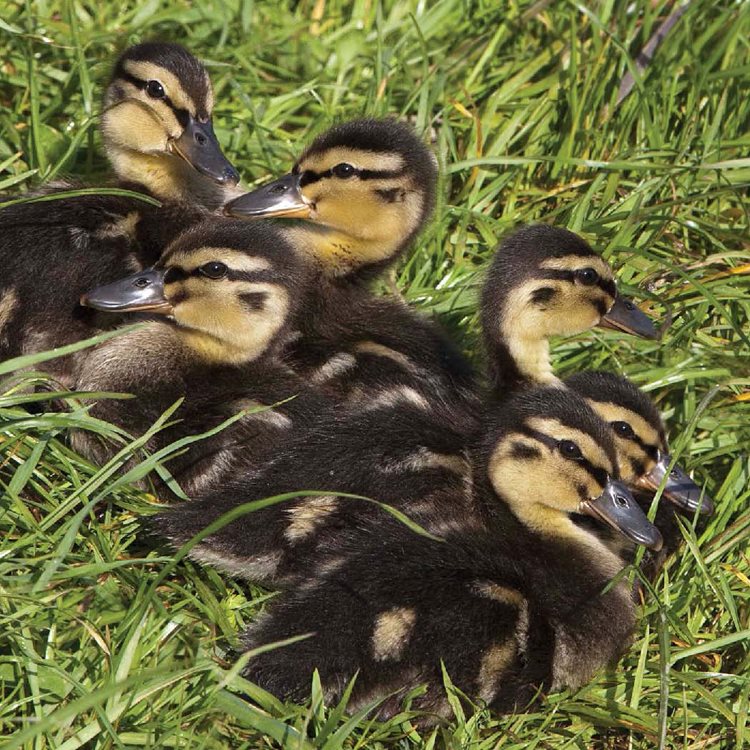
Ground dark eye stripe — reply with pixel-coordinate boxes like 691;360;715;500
539;269;576;283
375;187;404;203
118;71;189;126
592;297;609;317
170;267;279;285
163;266;189;283
510;442;542;460
614;428;659;458
298;166;406;187
522;427;609;487
539;268;616;297
629;458;646;478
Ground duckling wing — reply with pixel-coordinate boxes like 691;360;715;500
241;525;547;718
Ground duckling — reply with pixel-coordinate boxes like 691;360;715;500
225;118;476;414
481;225;658;394
239;387;662;720
0;42;239;383
156;224;657;585
72;219;321;498
226;117;436;278
565;370;713;576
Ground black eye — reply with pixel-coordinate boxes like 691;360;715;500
611;421;635;440
146;80;165;99
558;440;583;460
332;163;357;179
199;262;228;279
576;267;600;286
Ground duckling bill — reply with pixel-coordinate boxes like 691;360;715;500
222;118;478;421
481;225;658;393
566;371;713;517
73;220;323;498
157;223;662;586
0;42;239;384
236;387;661;719
80;268;172;315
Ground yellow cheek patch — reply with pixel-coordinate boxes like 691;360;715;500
175;283;289;364
123;60;197;115
498;281;558;383
489;438;599;520
300;147;405;175
102;100;171;151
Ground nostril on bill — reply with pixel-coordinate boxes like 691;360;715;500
134;277;150;289
195;132;207;146
615;495;629;508
269;184;288;195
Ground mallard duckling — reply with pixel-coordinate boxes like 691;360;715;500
225;118;476;413
72;219;321;497
101;41;240;207
566;370;713;574
157;224;657;585
226;117;436;278
0;42;239;382
157;392;474;584
481;225;658;394
239;387;661;719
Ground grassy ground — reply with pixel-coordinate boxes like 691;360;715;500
1;0;749;747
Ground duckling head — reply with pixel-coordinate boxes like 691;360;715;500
481;225;657;391
484;386;663;552
102;42;240;207
566;371;713;515
225;118;438;277
81;220;309;366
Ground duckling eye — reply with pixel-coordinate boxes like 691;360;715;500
576;267;600;286
558;440;583;460
332;163;357;179
199;261;228;279
611;421;635;440
146;80;166;99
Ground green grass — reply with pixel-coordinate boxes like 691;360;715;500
1;0;749;747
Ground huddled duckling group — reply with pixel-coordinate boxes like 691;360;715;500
1;42;715;721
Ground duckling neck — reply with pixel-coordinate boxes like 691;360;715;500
517;506;623;579
487;335;561;395
180;329;267;366
284;224;403;278
107;147;241;211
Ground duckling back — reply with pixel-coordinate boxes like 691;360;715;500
227;118;478;421
236;387;655;718
71;219;323;498
0;42;238;383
